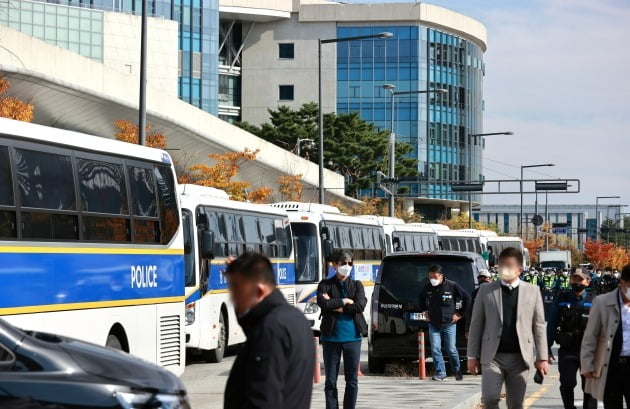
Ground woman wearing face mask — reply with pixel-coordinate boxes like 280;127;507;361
317;250;368;409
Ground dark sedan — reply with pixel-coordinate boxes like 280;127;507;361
0;318;190;409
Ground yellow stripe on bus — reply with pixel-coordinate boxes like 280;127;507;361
0;246;184;255
0;296;185;315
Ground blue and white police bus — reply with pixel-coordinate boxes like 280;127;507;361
270;202;385;333
180;184;296;362
361;216;440;254
0;118;185;374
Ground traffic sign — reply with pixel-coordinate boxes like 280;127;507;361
531;215;544;226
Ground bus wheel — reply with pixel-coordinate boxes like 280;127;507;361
106;334;123;350
205;312;227;363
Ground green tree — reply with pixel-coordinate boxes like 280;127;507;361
238;103;418;198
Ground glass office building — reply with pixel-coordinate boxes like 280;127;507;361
336;25;484;201
5;0;219;115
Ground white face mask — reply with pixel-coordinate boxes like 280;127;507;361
337;264;352;277
562;271;568;277
499;267;519;282
429;278;441;287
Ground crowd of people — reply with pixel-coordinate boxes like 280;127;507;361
218;250;629;409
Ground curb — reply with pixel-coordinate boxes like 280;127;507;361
450;390;481;409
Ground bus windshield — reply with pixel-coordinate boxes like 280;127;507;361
292;223;320;283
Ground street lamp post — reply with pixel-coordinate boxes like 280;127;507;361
318;32;393;204
381;85;447;217
520;164;555;236
595;196;620;241
138;0;148;146
467;132;513;227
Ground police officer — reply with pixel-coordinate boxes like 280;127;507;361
419;264;471;381
547;269;597;409
541;269;558;322
554;269;571;292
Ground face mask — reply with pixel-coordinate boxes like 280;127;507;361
337;264;352;277
429;278;441;287
499;267;518;282
596;272;601;277
562;271;569;277
614;273;621;279
571;283;586;293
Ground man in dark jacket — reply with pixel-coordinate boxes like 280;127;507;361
223;253;313;409
419;264;471;381
317;250;368;409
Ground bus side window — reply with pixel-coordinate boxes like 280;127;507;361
352;227;365;260
154;165;179;245
0;146;16;239
15;148;78;240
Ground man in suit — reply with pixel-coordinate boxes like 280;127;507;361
581;264;630;408
467;247;549;409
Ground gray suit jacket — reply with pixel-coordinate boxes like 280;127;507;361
467;280;548;367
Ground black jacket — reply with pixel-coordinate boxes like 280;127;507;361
418;278;471;328
316;276;368;338
224;289;314;409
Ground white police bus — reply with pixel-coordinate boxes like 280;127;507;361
271;202;385;333
361;216;439;254
486;235;528;268
180;184;295;362
0;118;185;374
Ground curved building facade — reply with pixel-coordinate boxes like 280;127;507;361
336;23;485;202
237;1;487;219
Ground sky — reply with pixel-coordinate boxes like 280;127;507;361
352;0;630;206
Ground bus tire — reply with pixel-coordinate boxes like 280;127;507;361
106;334;123;351
204;312;227;363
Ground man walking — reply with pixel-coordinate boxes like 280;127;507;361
547;269;597;409
224;253;314;409
581;264;630;408
317;250;367;409
467;247;549;409
419;264;471;381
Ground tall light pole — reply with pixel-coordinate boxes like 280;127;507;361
520;163;555;236
138;0;147;146
381;85;447;217
595;196;620;240
467;132;513;227
318;32;393;204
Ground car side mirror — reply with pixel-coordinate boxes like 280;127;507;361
323;239;334;262
200;230;215;260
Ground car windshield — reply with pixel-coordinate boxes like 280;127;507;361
379;257;475;307
292;222;320;283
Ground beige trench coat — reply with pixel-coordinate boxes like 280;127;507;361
580;288;621;401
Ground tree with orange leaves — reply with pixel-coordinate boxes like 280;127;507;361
277;174;304;202
114;119;166;149
0;77;34;122
523;238;545;264
186;148;272;203
583;239;616;269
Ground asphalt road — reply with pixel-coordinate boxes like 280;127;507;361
182;339;483;409
183;342;606;409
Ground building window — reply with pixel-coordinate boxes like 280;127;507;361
278;43;294;59
279;85;294;101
